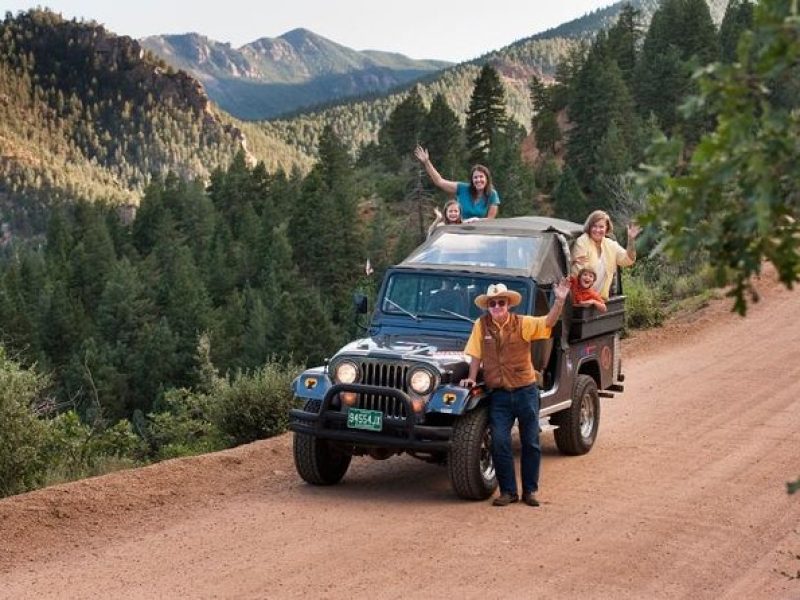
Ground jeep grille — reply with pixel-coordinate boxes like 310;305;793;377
356;361;408;419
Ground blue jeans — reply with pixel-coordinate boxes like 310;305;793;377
489;384;541;495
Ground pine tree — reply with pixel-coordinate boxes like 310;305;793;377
285;282;341;366
210;288;246;373
260;222;300;353
0;250;46;360
291;125;364;323
635;0;719;135
465;64;508;165
566;33;637;193
289;168;330;280
68;203;117;311
420;93;464;180
94;258;157;418
719;0;755;63
240;286;273;369
127;317;178;413
486;121;537;217
594;119;633;196
552;43;588;110
235;200;261;285
153;227;212;388
133;178;168;255
378;87;426;169
364;200;393;279
39;274;90;372
96;258;154;349
44;207;74;274
171;178;216;270
530;75;561;156
606;4;643;87
208;151;258;226
552;167;590;223
206;221;238;303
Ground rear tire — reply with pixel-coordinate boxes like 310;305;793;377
448;406;497;500
293;400;352;485
553;374;600;455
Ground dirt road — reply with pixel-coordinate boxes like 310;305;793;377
1;269;799;599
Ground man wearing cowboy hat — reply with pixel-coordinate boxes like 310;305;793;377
461;279;570;507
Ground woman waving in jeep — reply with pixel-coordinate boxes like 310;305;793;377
414;145;500;221
571;210;640;299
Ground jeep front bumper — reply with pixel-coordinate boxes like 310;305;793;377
289;383;452;452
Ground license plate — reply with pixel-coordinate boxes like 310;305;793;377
347;407;383;431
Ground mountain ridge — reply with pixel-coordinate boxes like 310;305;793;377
141;28;451;119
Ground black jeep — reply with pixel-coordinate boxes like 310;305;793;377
288;217;625;500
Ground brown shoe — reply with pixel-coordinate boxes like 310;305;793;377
522;492;540;507
492;492;519;507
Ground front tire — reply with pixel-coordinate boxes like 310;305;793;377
553;374;600;455
448;406;497;500
293;400;352;485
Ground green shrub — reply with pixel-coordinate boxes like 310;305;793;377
0;348;50;497
45;411;146;483
147;387;227;459
670;265;716;302
623;273;664;330
213;359;303;445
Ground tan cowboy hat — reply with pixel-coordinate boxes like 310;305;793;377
474;283;522;310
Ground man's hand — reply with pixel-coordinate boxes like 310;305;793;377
545;278;570;328
459;378;476;388
414;145;429;165
554;277;570;302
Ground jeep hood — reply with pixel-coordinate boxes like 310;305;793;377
334;333;468;367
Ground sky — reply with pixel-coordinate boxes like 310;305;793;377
3;1;617;63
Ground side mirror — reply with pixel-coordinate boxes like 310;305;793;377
353;292;368;314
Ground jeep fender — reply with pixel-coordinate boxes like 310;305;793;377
426;385;489;416
292;367;332;400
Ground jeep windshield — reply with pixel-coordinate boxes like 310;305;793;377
404;232;543;271
381;272;528;321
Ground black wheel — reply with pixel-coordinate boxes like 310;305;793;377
553;374;600;455
448;405;497;500
293;400;352;485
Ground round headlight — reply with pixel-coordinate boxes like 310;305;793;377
409;368;434;395
334;361;358;384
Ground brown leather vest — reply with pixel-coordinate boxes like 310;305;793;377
480;313;537;390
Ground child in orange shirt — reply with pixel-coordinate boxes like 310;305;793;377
570;267;607;312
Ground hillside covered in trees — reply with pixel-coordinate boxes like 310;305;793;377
0;9;313;233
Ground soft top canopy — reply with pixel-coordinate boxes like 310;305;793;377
401;216;583;284
450;216;585;238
